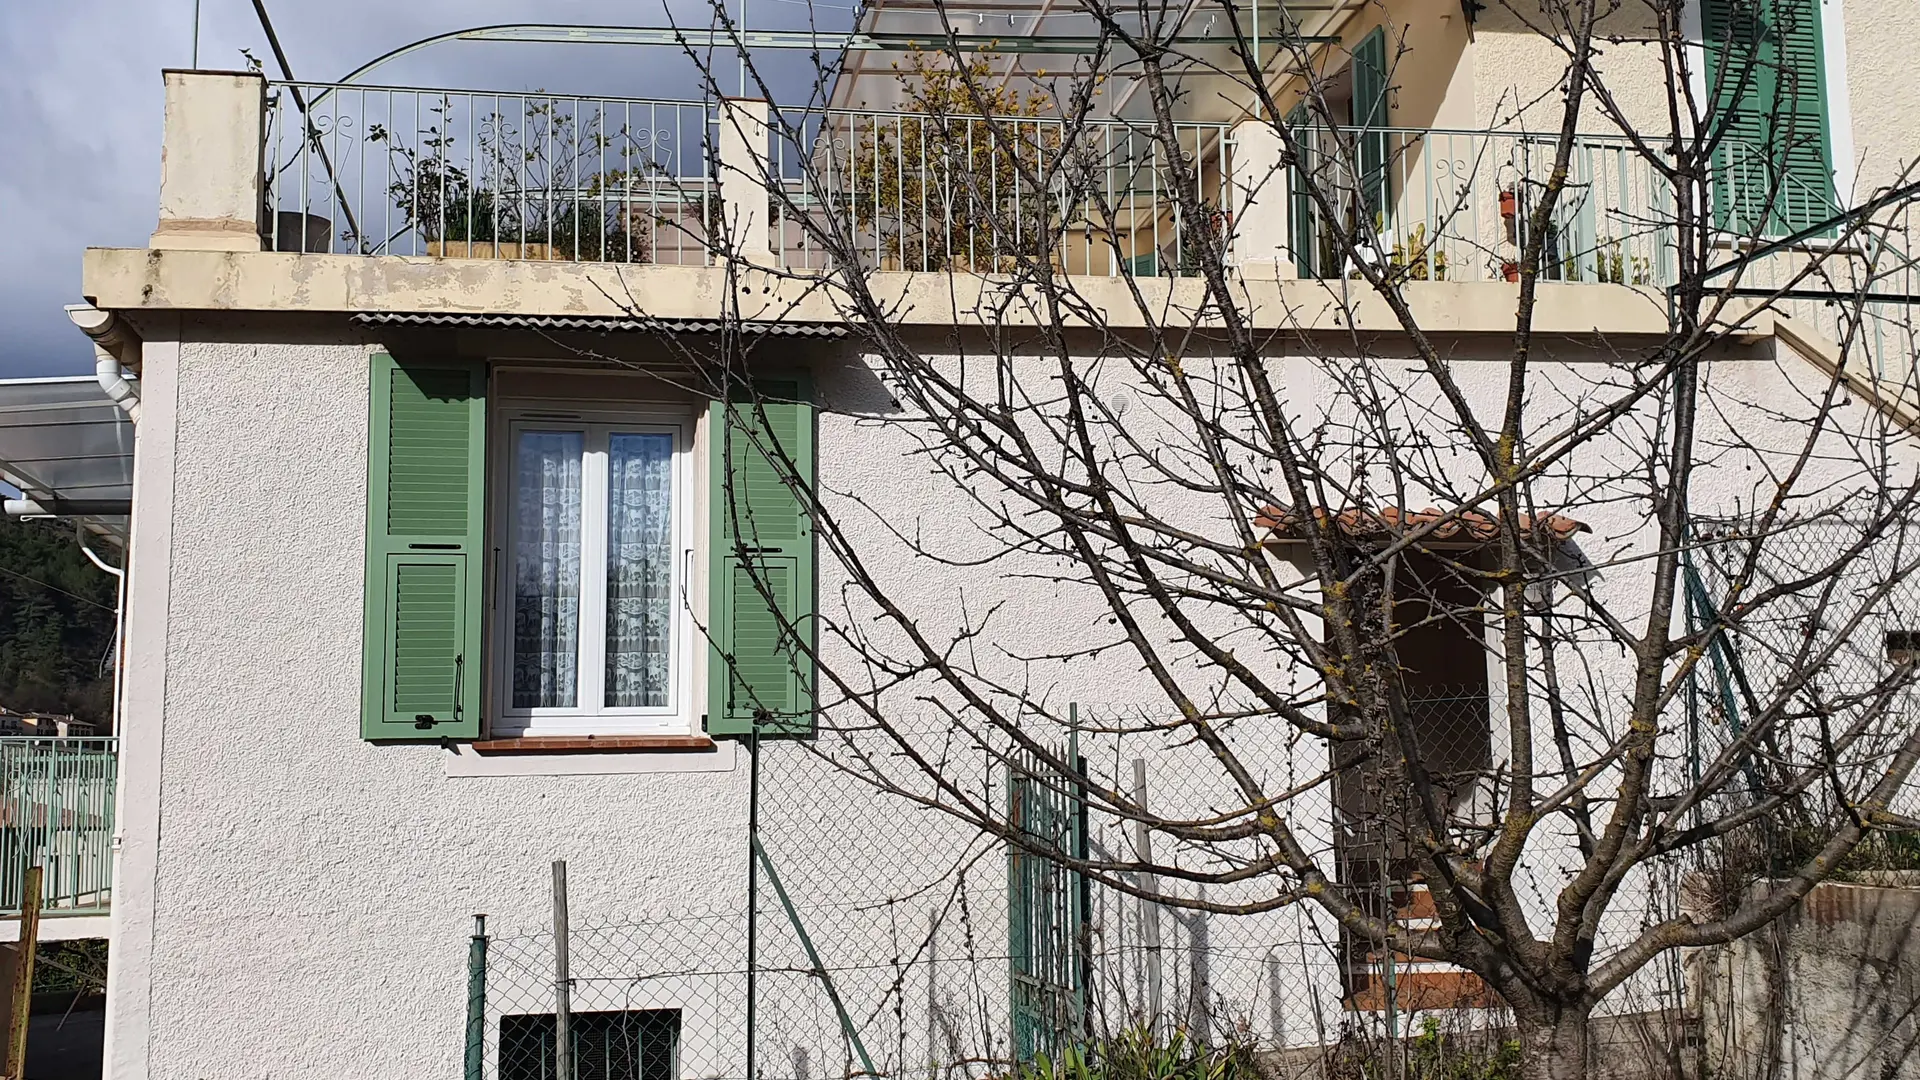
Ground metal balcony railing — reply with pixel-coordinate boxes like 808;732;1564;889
0;737;117;916
271;80;1875;297
1709;141;1920;383
769;117;1680;283
768;109;1236;276
1284;124;1677;285
263;82;719;265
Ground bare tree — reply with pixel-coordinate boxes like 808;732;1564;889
626;1;1920;1076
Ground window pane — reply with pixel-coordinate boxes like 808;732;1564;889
605;433;675;708
512;431;583;709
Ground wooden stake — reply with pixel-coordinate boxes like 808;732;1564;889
1131;759;1163;1037
552;861;571;1080
6;867;42;1080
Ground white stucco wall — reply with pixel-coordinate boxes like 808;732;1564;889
111;322;1184;1080
1468;5;1673;137
101;299;1920;1080
120;330;755;1079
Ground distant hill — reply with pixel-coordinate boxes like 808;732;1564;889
0;519;118;724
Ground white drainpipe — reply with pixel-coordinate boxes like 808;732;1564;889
65;303;142;423
61;305;139;750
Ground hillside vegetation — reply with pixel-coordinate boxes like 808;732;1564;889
0;519;117;723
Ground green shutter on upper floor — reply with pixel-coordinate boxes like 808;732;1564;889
1286;103;1322;280
1352;26;1391;228
1287;28;1389;278
360;353;488;741
707;379;818;739
1769;0;1832;230
1703;0;1835;235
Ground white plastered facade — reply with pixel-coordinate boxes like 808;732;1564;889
93;315;1920;1079
90;2;1920;1076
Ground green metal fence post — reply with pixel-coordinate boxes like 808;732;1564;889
465;913;487;1080
752;834;878;1079
1069;714;1090;1044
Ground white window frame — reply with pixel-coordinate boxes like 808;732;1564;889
490;403;698;737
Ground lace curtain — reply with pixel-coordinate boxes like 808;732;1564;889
512;431;582;708
605;433;675;707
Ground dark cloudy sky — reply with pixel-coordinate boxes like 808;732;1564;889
0;0;856;377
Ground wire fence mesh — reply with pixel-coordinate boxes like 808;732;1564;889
459;516;1920;1080
462;726;1706;1080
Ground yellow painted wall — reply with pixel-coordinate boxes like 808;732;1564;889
1838;0;1920;200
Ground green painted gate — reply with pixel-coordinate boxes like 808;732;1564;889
1006;737;1090;1062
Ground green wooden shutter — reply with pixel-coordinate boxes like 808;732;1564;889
1352;27;1391;229
1704;0;1834;235
707;379;817;738
1704;0;1770;231
1287;103;1321;279
361;353;487;740
1769;0;1832;231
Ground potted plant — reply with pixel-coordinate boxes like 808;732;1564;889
1389;223;1449;281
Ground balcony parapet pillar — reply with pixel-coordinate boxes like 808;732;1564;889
1230;119;1294;280
718;99;776;267
151;70;266;253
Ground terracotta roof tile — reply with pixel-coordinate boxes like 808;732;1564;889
1256;505;1590;545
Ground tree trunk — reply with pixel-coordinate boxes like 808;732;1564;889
1517;1004;1592;1080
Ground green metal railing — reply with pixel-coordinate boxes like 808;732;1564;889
1707;141;1920;383
1007;733;1090;1062
775;110;1235;276
0;738;117;915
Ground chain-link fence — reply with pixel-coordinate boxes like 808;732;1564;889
474;905;747;1080
1686;517;1920;868
458;729;1706;1080
454;514;1920;1080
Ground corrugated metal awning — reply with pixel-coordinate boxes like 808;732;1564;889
351;312;852;337
0;377;134;543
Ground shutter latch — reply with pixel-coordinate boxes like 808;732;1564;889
416;658;463;729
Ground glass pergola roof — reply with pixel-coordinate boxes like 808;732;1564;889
0;377;134;543
827;0;1350;124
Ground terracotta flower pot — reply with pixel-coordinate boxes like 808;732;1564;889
1501;260;1521;283
1499;189;1518;219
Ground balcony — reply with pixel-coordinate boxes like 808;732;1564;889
251;78;1678;286
0;738;116;920
120;69;1914;386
